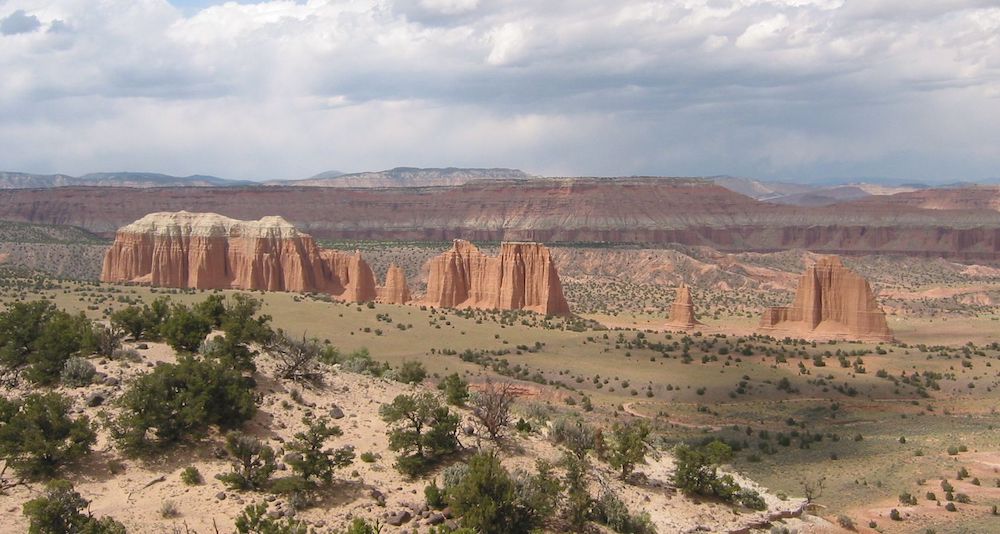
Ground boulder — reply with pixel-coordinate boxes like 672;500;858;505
386;510;412;526
423;240;570;315
760;256;893;341
100;211;378;303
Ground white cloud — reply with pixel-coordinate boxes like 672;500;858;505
0;0;997;182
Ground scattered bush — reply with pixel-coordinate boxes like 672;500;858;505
180;466;203;485
605;420;651;480
590;489;656;534
216;432;277;491
396;360;428;384
438;373;470;406
22;479;126;534
112;357;256;453
380;393;459;476
60;357;96;388
160;304;212;354
233;502;308;534
0;393;95;479
285;416;354;486
471;380;516;442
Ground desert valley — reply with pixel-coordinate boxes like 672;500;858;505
0;173;998;534
3;2;1000;533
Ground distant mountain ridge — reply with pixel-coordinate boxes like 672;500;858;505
0;171;254;189
709;176;927;206
265;167;535;187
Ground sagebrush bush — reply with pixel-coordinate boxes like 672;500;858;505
60;357;96;387
180;466;203;485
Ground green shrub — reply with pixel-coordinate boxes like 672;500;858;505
605;420;651;480
425;479;447;509
60;357;96;388
161;304;212;353
396;360;428;384
343;518;383;534
180;466;203;485
22;479;126;534
590;489;656;534
359;451;378;463
233;502;307;534
216;432;277;491
285;416;354;486
438;373;470;406
447;451;544;534
380;393;459;476
0;393;95;478
0;301;96;386
672;440;763;509
112;357;256;453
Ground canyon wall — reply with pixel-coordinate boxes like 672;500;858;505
760;256;893;341
100;211;377;302
424;240;570;315
3;179;999;260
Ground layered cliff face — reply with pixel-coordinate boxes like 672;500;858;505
100;211;377;302
424;240;570;315
665;285;702;329
760;256;893;341
377;264;411;305
4;179;999;260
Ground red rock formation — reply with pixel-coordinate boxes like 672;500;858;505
760;256;893;341
377;264;411;305
665;285;702;329
424;240;570;315
100;211;377;302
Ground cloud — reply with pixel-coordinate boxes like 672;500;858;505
0;0;998;183
1;10;42;35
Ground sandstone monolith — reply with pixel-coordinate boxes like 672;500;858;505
760;256;892;341
378;264;411;305
665;285;702;329
424;240;570;315
100;211;377;302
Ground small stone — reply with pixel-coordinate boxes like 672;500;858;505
215;492;226;500
428;513;445;525
103;376;120;386
136;343;149;349
329;405;345;419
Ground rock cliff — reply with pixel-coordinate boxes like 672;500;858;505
3;179;999;260
377;264;411;305
100;211;377;302
760;256;893;341
423;240;570;315
665;285;702;329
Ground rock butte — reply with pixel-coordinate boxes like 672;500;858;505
423;240;571;316
760;256;893;342
100;211;384;303
377;264;411;305
665;285;702;330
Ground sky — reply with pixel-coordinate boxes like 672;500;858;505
0;0;998;183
